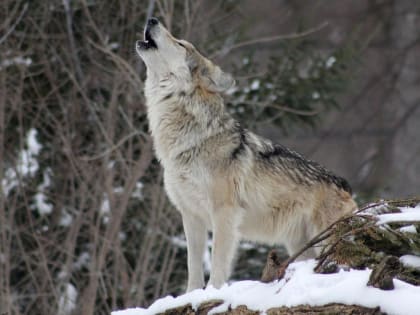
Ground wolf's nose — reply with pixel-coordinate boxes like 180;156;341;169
147;18;159;26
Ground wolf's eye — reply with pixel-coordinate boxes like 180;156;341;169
177;42;186;48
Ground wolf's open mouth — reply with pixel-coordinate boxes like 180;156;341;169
138;27;157;50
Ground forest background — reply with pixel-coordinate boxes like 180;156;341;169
1;1;419;314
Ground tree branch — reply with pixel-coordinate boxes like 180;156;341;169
212;21;329;58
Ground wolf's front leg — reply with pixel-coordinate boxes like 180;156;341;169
208;208;240;288
182;213;207;292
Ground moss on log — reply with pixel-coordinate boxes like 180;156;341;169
314;199;420;287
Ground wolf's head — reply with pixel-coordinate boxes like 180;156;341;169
136;18;234;93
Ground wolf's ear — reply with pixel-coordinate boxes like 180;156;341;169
200;65;235;93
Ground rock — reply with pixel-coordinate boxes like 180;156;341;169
261;250;283;283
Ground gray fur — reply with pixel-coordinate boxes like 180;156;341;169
136;19;357;291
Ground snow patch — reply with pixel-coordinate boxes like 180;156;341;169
399;225;417;233
33;192;53;215
100;196;111;224
377;205;420;225
112;260;420;315
2;128;42;196
360;201;388;215
74;252;90;270
400;255;420;268
170;236;187;248
132;182;144;199
325;56;336;68
20;128;41;176
59;209;73;227
2;168;19;197
250;80;260;91
109;42;120;50
32;169;53;215
225;86;238;96
1;56;32;69
58;283;78;315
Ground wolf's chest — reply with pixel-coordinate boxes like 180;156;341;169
163;167;213;223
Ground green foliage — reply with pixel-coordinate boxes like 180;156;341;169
227;40;357;132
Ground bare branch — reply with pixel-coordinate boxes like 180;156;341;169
0;2;28;45
62;0;84;82
212;21;329;58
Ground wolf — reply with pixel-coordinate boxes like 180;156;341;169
136;18;357;292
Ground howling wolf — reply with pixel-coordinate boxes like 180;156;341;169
136;18;357;291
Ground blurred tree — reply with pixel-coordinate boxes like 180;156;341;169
227;41;357;132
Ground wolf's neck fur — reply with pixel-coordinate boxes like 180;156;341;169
145;75;235;164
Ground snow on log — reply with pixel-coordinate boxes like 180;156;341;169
112;199;420;315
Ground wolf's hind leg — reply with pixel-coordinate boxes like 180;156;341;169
285;223;317;261
182;213;207;292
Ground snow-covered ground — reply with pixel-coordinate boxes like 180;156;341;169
376;205;420;225
113;204;420;315
112;259;420;315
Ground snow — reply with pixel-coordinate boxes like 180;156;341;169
109;42;120;50
2;128;42;196
112;203;420;315
34;192;53;215
325;56;336;68
132;182;144;199
74;252;90;270
0;56;32;69
250;79;260;90
400;255;420;268
312;91;320;99
27;129;42;154
59;209;73;227
399;225;417;233
20;128;41;176
112;260;420;315
112;183;144;200
58;283;78;315
225;86;238;95
119;232;127;241
100;198;110;215
2;168;19;197
377;205;420;225
33;169;53;215
100;196;111;224
170;236;187;248
360;201;388;215
114;186;124;194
